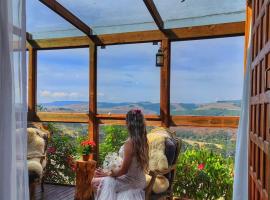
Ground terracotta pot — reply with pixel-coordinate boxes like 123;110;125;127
82;154;90;161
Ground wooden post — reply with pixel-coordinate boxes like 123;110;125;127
28;47;37;121
89;41;99;161
75;160;96;200
160;39;171;127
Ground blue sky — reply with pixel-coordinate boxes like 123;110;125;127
36;37;244;104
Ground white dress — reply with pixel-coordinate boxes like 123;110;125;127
95;146;146;200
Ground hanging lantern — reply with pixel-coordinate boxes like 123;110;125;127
156;47;164;67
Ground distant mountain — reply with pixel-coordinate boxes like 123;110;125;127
39;100;241;116
41;101;88;107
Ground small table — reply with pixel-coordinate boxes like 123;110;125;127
75;160;96;200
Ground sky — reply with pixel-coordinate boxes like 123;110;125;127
26;0;245;104
36;36;244;104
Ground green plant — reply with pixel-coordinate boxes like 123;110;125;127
174;148;234;200
99;125;128;165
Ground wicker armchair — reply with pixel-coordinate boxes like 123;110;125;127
145;138;182;200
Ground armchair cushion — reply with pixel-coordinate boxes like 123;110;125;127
145;174;169;194
27;124;50;183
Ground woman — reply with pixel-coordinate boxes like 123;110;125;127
92;109;149;200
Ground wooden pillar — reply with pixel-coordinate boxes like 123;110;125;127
160;39;171;127
244;3;252;73
89;41;98;161
28;47;37;121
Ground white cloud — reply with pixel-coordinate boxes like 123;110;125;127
97;92;105;97
40;90;82;99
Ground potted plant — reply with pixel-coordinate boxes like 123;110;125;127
80;140;96;161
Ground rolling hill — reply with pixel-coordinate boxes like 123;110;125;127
39;100;241;116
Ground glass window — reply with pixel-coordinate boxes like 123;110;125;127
37;48;89;112
154;0;245;29
97;43;160;115
56;0;156;34
171;37;244;116
26;0;82;39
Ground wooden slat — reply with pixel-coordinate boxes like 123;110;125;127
39;0;92;36
96;114;160;120
250;91;270;104
170;116;240;128
34;112;89;123
35;184;75;200
143;0;164;30
250;132;270;155
160;39;170;127
27;47;37;121
89;41;98;160
97;114;161;126
26;21;245;50
251;40;270;69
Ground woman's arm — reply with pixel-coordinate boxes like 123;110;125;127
94;168;111;178
111;140;133;177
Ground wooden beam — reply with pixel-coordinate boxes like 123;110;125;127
96;114;160;120
170;116;240;128
89;41;98;160
26;21;245;50
143;0;164;30
97;114;161;127
39;0;92;36
160;39;171;127
28;47;37;121
32;112;239;128
34;112;89;123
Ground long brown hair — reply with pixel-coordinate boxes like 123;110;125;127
126;109;149;171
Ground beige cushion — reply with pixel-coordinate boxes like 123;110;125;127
146;127;173;194
145;174;170;194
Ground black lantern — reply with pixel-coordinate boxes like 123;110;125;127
156;47;164;67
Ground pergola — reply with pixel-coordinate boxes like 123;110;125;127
26;0;247;157
23;0;270;199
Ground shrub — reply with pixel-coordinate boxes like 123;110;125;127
44;123;87;185
174;148;234;200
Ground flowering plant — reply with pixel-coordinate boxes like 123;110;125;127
81;140;96;155
102;152;123;173
174;148;234;199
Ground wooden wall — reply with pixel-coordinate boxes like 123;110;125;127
249;0;270;199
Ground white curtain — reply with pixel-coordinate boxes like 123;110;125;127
0;0;29;199
232;27;252;200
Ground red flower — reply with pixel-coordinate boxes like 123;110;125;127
47;147;56;154
71;165;76;172
198;163;205;170
81;140;96;147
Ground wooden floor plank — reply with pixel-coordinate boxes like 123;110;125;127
35;184;75;200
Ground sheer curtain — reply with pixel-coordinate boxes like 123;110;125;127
0;0;29;199
232;26;252;200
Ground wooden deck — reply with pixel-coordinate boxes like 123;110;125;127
35;184;75;200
